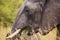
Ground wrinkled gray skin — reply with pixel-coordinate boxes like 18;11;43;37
6;0;60;40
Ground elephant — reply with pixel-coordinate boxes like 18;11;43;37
6;0;60;40
6;0;46;40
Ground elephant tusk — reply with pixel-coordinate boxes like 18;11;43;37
6;29;21;39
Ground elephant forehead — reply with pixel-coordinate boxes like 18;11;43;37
26;1;40;10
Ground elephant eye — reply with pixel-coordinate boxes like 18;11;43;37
26;9;30;15
26;9;30;13
25;8;33;15
25;9;31;16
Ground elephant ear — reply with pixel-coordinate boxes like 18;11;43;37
39;4;60;35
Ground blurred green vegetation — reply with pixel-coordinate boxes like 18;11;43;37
0;0;24;27
0;0;24;40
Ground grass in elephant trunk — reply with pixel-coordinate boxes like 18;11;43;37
0;26;57;40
